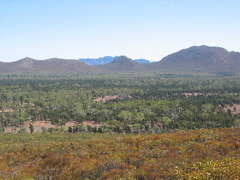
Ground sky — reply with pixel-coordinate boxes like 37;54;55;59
1;0;240;62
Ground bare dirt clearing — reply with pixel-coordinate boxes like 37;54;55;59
94;95;120;103
83;121;101;128
3;120;102;133
4;120;79;133
0;109;15;113
223;104;240;114
182;92;214;96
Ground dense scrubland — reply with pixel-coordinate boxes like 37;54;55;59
0;128;239;179
1;74;240;179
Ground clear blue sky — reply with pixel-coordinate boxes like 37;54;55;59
1;0;240;62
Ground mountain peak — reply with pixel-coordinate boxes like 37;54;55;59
187;45;228;53
100;56;147;73
111;56;136;64
161;45;230;63
17;57;36;62
134;59;151;63
155;45;236;73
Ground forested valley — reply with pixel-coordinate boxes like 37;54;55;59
0;75;239;133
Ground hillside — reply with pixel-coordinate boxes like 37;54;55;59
0;57;95;74
154;45;240;73
100;56;149;73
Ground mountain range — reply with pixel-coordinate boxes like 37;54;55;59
1;45;240;75
0;58;93;74
78;56;151;65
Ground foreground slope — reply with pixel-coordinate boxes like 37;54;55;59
0;128;239;179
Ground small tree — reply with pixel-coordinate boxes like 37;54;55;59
92;127;97;133
41;127;48;133
162;117;172;130
68;126;73;133
18;127;26;133
87;125;93;132
123;125;131;133
29;123;34;134
97;127;103;133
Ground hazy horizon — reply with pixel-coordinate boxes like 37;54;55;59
1;0;240;62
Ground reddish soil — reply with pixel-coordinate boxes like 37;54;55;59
4;120;101;133
4;120;79;133
182;92;214;96
223;104;240;114
82;121;101;128
0;109;15;113
65;121;79;127
94;95;120;103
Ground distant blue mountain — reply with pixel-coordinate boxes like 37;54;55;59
79;56;151;65
78;56;119;65
133;59;151;63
